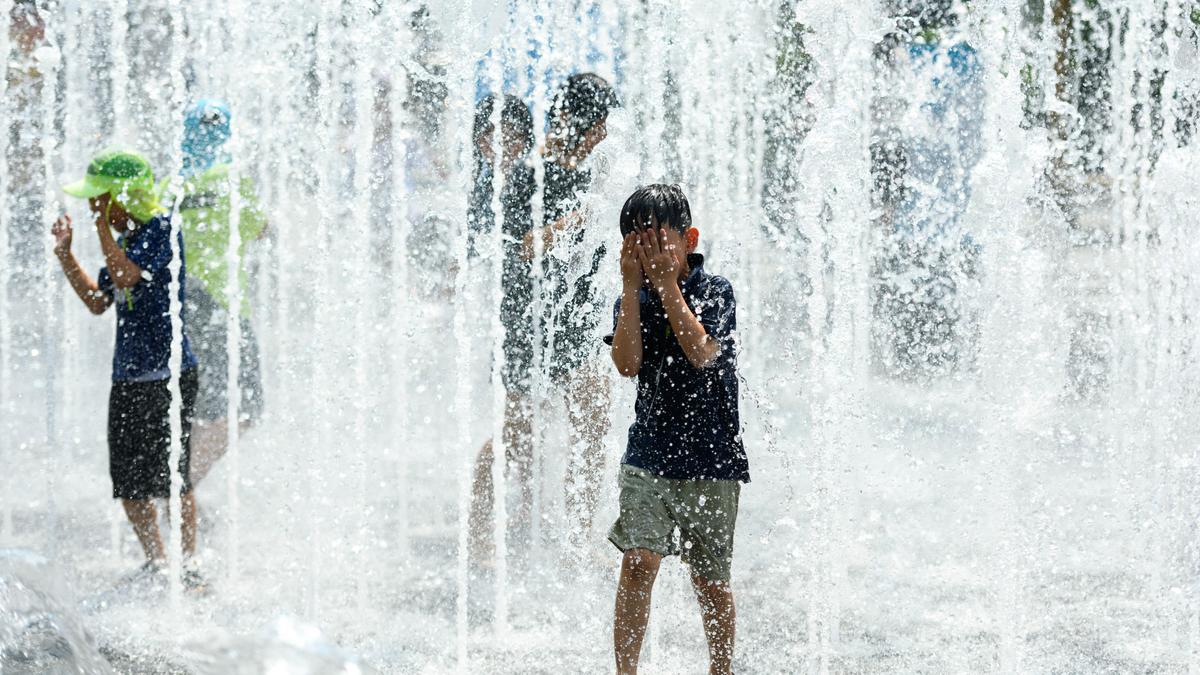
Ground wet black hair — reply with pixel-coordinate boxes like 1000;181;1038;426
473;93;534;158
619;184;692;237
549;72;620;151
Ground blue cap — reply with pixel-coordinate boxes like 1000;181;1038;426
182;98;232;177
185;98;231;135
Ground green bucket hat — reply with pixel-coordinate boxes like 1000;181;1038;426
62;149;165;223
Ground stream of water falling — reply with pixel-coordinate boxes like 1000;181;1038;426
3;0;1200;672
0;0;13;548
484;40;510;639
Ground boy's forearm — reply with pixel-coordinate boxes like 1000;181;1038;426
659;284;718;368
610;284;643;376
94;224;141;289
56;251;108;314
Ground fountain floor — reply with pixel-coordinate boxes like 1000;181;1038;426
4;336;1190;672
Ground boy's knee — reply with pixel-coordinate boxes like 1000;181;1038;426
622;548;662;578
473;441;497;478
691;573;732;596
121;499;155;525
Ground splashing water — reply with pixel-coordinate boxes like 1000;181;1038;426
2;0;1200;672
0;550;112;675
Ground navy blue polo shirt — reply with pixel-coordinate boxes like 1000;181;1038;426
97;214;198;382
604;254;749;482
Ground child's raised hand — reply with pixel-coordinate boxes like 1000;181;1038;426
51;214;73;259
639;227;681;292
620;232;643;288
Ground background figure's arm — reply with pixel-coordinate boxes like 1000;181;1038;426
95;222;144;290
610;287;644;377
521;210;582;261
660;283;719;369
240;175;270;241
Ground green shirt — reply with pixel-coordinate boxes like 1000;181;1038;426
171;164;266;316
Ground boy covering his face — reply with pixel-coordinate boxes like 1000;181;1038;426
605;184;749;675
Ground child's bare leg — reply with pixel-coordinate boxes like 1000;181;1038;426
690;573;736;675
565;365;610;542
157;492;201;558
122;498;165;562
469;393;534;563
503;392;534;535
468;439;496;563
181;491;198;557
189;417;227;484
614;548;662;674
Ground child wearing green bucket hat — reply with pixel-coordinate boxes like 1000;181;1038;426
52;148;204;588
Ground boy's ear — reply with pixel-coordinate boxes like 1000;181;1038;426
685;227;699;252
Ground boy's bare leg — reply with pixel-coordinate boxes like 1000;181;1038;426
564;364;610;545
690;573;736;675
469;393;533;564
122;498;165;562
189;417;227;484
190;418;254;485
181;491;198;557
503;392;534;536
157;491;201;558
468;438;497;563
614;548;662;675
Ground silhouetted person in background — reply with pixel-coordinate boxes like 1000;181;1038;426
6;1;47;312
524;72;620;559
169;99;268;488
465;93;537;563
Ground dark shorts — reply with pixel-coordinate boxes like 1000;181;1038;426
500;287;534;394
107;369;198;500
185;285;265;423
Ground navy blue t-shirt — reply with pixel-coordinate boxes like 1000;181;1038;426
604;254;749;482
97;214;198;382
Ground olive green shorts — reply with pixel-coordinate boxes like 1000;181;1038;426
607;464;741;582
